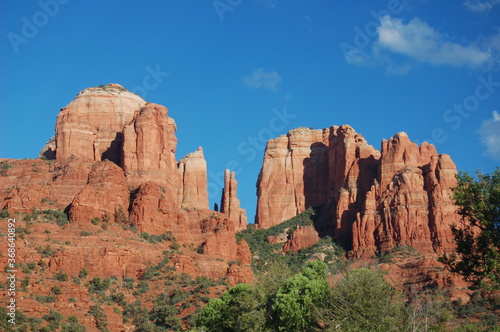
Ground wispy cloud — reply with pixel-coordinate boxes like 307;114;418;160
479;111;500;161
376;16;491;68
464;0;500;12
242;68;282;91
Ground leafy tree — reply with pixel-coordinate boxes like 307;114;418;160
271;260;329;331
322;268;404;332
197;283;266;331
440;168;500;290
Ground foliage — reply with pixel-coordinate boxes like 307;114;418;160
53;270;68;282
140;231;175;243
36;245;57;257
42;310;64;331
88;304;109;332
43;209;70;226
272;261;330;331
88;276;112;294
322;267;405;331
0;161;13;176
236;207;348;274
440;168;500;290
197;283;267;332
197;261;329;332
0;208;10;218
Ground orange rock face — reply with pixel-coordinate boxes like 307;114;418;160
283;225;320;253
1;83;253;285
256;125;459;258
55;84;147;164
68;160;129;223
178;147;209;210
220;169;248;232
256;128;330;229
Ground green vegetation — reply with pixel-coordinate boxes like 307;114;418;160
140;231;175;243
0;161;13;176
196;262;406;332
237;207;348;274
440;168;500;290
88;304;109;332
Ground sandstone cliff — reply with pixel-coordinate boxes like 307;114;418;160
220;169;248;232
256;125;459;258
0;83;250;284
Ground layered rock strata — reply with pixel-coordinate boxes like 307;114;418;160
220;169;248;232
256;126;459;258
0;84;250;283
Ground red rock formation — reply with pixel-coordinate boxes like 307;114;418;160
256;128;330;229
178;147;209;210
122;103;178;192
55;84;146;164
256;125;459;258
68;160;129;223
283;225;320;252
220;169;247;232
1;83;254;287
0;157;93;213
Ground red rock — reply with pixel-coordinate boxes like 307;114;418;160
122;103;178;194
55;84;146;164
256;127;330;229
178;147;209;210
283;225;320;252
68;160;129;223
0;157;93;213
220;169;247;232
256;125;459;258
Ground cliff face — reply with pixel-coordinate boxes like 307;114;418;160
220;169;248;232
55;84;147;165
0;84;250;284
255;125;459;258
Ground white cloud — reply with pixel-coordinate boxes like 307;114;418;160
464;0;500;12
242;68;282;91
376;16;492;68
479;111;500;161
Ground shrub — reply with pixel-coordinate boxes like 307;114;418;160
322;267;405;332
78;268;88;279
88;304;109;331
88;277;111;294
54;271;68;282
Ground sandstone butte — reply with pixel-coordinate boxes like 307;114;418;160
256;125;460;258
0;83;253;285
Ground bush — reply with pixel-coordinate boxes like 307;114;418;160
0;209;10;218
88;277;111;294
88;304;109;331
322;268;405;331
54;270;68;282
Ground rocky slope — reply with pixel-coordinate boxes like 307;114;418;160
1;83;251;285
256;125;460;258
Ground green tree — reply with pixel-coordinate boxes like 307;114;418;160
440;168;500;290
323;268;404;332
271;260;329;332
197;283;266;332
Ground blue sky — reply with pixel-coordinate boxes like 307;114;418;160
1;0;499;222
